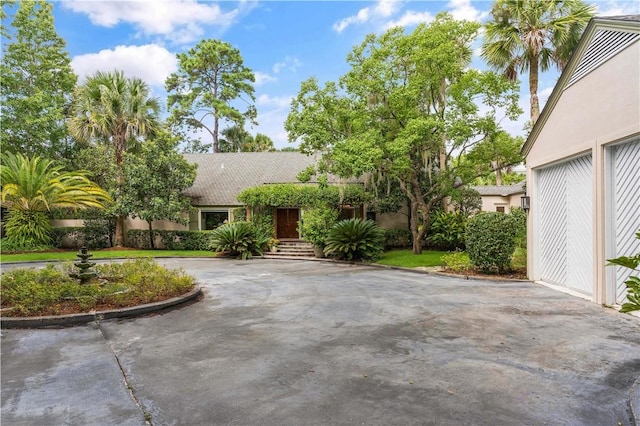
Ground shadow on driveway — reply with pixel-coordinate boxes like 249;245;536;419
2;258;640;425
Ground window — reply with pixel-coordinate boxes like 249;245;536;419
496;206;505;213
201;211;229;230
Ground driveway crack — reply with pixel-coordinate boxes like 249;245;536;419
95;319;153;425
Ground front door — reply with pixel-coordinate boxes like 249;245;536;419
276;208;299;239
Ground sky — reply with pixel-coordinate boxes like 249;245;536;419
8;0;640;149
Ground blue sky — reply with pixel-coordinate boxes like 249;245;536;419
21;1;640;148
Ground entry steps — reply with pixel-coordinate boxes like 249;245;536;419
266;240;315;258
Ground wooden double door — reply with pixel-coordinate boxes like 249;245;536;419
276;208;299;239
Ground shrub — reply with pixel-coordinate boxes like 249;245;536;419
465;212;518;273
208;222;269;260
3;210;52;248
441;250;471;272
126;230;211;250
1;259;196;316
425;211;467;250
607;230;640;313
324;218;385;262
383;228;412;250
300;207;339;248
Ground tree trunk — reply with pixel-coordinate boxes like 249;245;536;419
410;200;422;254
114;215;125;247
148;221;155;250
529;56;540;125
213;115;219;153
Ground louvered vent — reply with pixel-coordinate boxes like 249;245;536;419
566;29;639;87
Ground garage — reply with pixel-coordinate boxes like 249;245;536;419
607;138;640;304
537;154;593;296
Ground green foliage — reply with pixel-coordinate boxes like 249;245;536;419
286;14;521;254
482;0;594;123
425;211;468;251
119;129;197;248
127;230;211;250
607;230;640;313
1;259;196;316
3;210;52;247
324;219;384;262
383;228;412;250
299;207;340;247
250;207;275;238
0;153;111;247
165;39;256;153
238;183;371;209
448;187;482;215
441;250;472;272
465;131;524;185
0;0;78;162
208;222;269;260
68;70;161;247
465;212;518;273
219;125;275;152
50;223;112;250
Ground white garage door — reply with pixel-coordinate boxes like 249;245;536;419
538;155;593;295
610;139;640;304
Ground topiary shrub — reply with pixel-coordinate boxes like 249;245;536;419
425;211;468;250
465;212;518;273
324;218;385;262
208;222;270;260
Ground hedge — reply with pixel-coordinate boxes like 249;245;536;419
126;230;211;250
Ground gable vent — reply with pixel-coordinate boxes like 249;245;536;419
566;29;639;87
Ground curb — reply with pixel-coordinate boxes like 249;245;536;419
631;376;640;425
1;286;203;329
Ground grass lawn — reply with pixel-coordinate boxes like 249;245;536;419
0;250;217;263
377;249;447;268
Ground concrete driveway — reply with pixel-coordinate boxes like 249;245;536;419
2;258;640;425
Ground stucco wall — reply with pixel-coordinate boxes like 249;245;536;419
480;194;523;213
527;41;640;168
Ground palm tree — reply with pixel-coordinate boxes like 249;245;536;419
481;0;594;125
219;125;253;153
68;70;160;246
1;152;111;247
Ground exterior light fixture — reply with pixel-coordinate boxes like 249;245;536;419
521;193;531;212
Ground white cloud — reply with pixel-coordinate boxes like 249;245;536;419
256;94;293;108
333;0;402;33
385;10;434;29
273;56;302;74
255;71;277;86
447;0;488;22
71;44;177;86
62;0;245;44
594;0;640;16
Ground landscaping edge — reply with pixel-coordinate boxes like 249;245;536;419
0;286;203;329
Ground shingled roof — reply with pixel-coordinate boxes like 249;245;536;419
471;181;525;197
182;152;341;206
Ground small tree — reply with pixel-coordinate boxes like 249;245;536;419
119;130;197;249
465;212;518;273
1;153;111;248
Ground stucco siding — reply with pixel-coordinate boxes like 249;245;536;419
527;40;640;168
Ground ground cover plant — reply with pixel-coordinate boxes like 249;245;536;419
1;258;196;317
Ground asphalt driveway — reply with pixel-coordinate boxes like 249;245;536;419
2;258;640;425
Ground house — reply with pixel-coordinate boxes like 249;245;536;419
522;15;640;305
182;152;373;239
472;182;525;213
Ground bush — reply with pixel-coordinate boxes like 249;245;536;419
208;222;269;260
324;218;385;262
126;230;211;250
0;238;53;253
3;210;52;248
383;228;412;250
441;250;471;272
607;230;640;313
300;207;339;248
465;212;518;273
1;259;196;316
425;211;467;250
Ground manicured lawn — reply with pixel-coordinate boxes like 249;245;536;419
0;250;217;263
377;249;447;268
